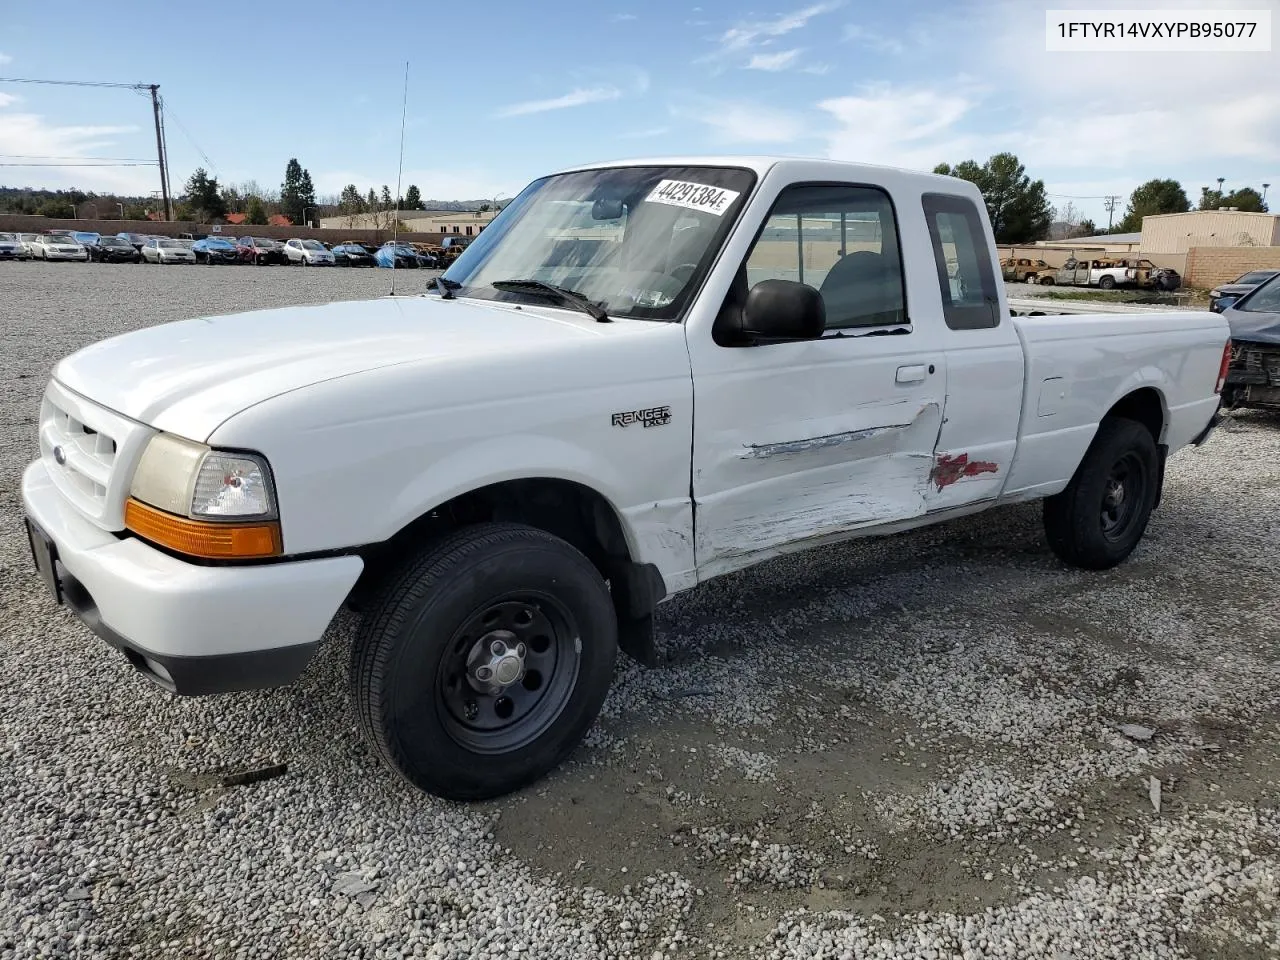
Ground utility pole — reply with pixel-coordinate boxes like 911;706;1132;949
1263;183;1271;204
149;84;172;221
1103;195;1120;230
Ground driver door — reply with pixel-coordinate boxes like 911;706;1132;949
688;183;946;581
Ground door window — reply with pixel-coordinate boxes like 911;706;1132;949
921;193;999;330
741;184;906;330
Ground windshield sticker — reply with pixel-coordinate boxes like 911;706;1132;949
644;180;741;216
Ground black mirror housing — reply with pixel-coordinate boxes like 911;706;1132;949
740;279;825;343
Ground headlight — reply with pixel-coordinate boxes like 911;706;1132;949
127;434;281;559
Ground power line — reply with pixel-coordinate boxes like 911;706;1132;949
1103;195;1121;229
0;161;157;167
0;76;149;89
158;97;217;174
0;154;156;162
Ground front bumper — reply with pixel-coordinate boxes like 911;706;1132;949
22;460;363;695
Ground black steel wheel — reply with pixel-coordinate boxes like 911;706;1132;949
1044;416;1159;570
351;522;618;800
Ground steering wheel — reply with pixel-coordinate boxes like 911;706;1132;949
669;262;700;285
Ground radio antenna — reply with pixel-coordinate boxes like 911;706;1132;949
390;60;409;296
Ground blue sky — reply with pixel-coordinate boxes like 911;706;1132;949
1;0;1277;226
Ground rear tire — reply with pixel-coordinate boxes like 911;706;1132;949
350;522;618;801
1039;275;1055;286
1099;275;1117;290
1043;417;1159;570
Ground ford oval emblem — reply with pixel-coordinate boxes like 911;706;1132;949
53;445;67;466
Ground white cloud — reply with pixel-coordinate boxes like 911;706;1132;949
0;53;11;65
843;24;905;54
611;12;637;21
679;101;808;144
494;86;622;117
0;92;19;108
0;108;151;192
747;48;803;71
618;125;670;139
819;85;980;171
702;2;843;64
802;63;831;75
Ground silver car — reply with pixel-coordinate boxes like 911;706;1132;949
30;235;89;261
284;238;336;266
141;238;196;264
0;232;28;260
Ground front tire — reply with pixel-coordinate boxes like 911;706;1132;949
1099;275;1117;290
1043;417;1159;570
351;523;618;801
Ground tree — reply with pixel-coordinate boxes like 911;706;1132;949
1199;185;1268;212
1077;219;1097;236
183;167;227;222
403;185;422;210
366;188;378;210
338;184;365;214
1115;179;1189;232
280;158;310;224
380;185;393;209
934;153;1052;243
245;196;268;225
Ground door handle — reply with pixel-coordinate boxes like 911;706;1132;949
896;364;928;384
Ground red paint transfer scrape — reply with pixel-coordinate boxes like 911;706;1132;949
931;453;998;490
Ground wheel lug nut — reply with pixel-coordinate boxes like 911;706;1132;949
516;643;526;658
476;666;492;681
490;640;506;656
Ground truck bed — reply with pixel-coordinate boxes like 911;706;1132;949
1002;310;1226;500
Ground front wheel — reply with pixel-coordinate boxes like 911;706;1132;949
350;523;618;801
1038;275;1055;286
1098;275;1117;290
1043;417;1159;570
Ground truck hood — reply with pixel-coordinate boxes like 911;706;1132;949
1224;306;1280;346
54;295;632;439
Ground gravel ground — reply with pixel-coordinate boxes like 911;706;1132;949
1;260;1278;959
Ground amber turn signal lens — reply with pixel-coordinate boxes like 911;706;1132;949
124;498;282;559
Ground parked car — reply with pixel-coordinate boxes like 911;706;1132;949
0;232;28;260
1209;269;1280;313
73;231;101;248
19;157;1230;802
1219;273;1280;411
331;242;378;267
29;235;88;261
374;241;422;268
140;237;195;264
283;238;336;266
17;233;43;257
45;229;79;243
192;237;241;264
236;236;286;266
88;235;142;263
116;232;150;252
1000;257;1054;284
1053;258;1133;289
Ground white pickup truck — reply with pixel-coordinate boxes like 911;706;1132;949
23;157;1229;800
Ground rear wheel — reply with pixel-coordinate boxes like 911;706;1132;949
1043;417;1159;570
1099;274;1117;290
351;523;617;801
1038;274;1055;286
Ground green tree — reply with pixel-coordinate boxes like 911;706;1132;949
1077;219;1097;236
1200;185;1268;213
338;184;365;214
280;158;308;223
403;185;422;210
245;196;268;225
39;196;74;218
366;187;378;210
297;169;316;223
934;153;1052;243
183;167;227;222
380;185;393;209
1116;179;1188;232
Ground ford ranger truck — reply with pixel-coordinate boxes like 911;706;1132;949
22;158;1230;800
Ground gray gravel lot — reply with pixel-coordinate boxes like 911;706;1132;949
1;261;1278;959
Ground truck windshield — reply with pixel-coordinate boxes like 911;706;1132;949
441;165;757;321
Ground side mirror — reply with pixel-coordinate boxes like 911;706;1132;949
740;279;825;343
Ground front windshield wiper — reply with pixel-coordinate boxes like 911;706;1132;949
432;276;458;300
490;279;611;323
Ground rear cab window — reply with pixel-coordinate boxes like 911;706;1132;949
921;193;1000;330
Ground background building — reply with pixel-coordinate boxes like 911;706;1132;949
319;209;499;234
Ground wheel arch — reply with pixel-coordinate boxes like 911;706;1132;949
1101;384;1169;507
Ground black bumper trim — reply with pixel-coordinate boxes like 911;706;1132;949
58;564;317;697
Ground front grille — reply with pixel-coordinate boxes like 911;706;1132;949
38;381;154;529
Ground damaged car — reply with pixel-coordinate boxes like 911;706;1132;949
1221;272;1280;412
